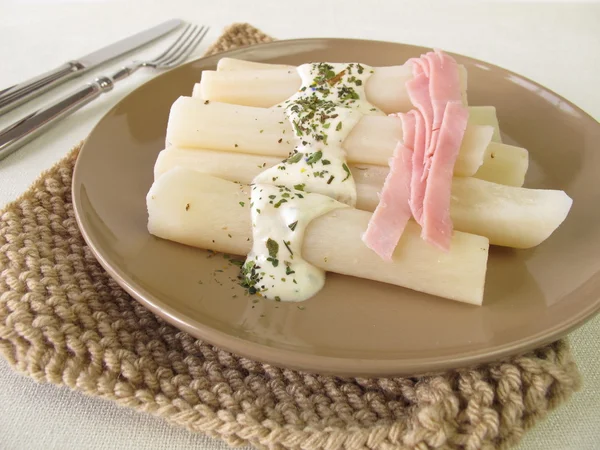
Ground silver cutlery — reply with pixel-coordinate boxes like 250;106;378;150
0;19;184;116
0;24;208;161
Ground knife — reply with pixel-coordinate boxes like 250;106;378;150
0;18;183;116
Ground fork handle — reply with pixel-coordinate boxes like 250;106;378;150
0;61;86;116
0;76;114;161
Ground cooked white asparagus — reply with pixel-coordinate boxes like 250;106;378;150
166;97;505;177
214;60;505;143
212;60;504;143
217;58;295;71
147;168;489;305
195;64;468;113
155;147;571;249
474;142;529;187
449;177;572;248
467;106;502;143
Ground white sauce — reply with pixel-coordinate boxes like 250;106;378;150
242;62;379;301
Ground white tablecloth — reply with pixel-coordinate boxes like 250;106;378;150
1;1;599;449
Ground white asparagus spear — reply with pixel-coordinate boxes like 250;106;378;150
195;64;468;113
474;142;529;187
217;58;295;71
155;147;571;249
213;59;504;143
147;168;489;305
166;97;498;177
467;106;502;143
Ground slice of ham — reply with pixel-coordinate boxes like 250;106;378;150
410;57;430;78
422;51;463;179
409;111;427;225
421;101;469;251
361;141;413;262
362;111;415;261
406;73;433;152
427;51;462;130
364;49;468;260
407;51;467;231
406;73;433;225
399;110;416;148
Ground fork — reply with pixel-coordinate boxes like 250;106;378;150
0;24;208;160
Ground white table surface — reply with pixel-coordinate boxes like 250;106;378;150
1;1;599;449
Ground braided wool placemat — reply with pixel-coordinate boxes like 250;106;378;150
0;24;582;450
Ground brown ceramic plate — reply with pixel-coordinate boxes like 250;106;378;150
72;39;600;377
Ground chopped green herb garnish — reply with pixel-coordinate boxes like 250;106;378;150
306;150;323;165
292;120;304;136
336;122;342;131
288;221;298;231
293;183;305;191
266;238;279;259
286;152;303;164
239;201;245;207
342;163;351;181
274;199;288;208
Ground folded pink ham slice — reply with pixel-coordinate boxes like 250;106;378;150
411;57;430;78
422;51;463;178
409;111;427;225
406;73;433;153
421;101;469;251
406;74;431;225
362;113;414;262
399;111;416;148
364;50;467;260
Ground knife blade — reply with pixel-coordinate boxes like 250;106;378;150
0;18;183;115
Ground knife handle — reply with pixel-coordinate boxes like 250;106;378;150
0;76;114;161
0;61;86;116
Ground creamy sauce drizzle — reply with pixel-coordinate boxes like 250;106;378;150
242;63;379;301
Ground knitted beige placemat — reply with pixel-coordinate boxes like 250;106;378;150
0;24;582;450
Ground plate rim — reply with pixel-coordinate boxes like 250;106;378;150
72;37;600;377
